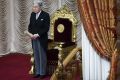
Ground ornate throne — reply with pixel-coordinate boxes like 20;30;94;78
50;6;77;43
47;5;78;78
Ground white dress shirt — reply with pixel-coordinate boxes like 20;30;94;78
36;11;41;20
35;11;41;37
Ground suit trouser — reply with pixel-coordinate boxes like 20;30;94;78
32;38;47;75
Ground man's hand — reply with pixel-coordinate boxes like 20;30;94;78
31;34;39;39
24;31;39;40
24;31;34;38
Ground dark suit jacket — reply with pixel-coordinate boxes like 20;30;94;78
28;11;50;51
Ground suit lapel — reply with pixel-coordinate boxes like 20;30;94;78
36;11;44;21
33;13;36;21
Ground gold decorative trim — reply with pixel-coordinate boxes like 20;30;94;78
57;24;65;33
50;5;78;42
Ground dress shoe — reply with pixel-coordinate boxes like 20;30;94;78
33;74;40;78
40;75;46;79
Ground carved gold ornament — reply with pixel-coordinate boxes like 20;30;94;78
57;24;65;33
50;5;78;42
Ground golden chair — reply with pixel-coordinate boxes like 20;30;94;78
49;5;78;79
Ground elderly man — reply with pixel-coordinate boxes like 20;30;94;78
28;1;50;78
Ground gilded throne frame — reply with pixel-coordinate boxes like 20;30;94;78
50;6;78;43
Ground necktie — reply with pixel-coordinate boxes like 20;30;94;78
36;13;39;20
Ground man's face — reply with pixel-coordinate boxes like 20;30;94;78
32;5;41;13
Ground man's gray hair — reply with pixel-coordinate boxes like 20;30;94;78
33;0;43;7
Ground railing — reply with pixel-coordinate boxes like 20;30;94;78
50;47;82;80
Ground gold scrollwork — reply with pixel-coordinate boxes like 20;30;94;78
50;5;78;42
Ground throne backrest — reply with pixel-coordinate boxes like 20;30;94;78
50;5;78;43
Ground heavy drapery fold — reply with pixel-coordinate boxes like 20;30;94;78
77;0;117;79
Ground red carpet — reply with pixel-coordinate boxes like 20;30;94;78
0;53;50;80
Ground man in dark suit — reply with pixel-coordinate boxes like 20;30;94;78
28;1;50;78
